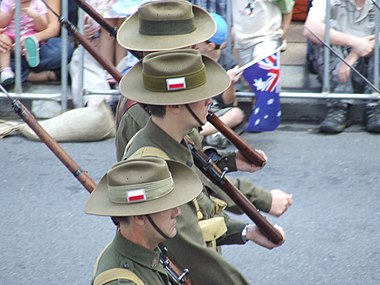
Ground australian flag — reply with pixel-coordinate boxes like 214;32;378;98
243;52;281;132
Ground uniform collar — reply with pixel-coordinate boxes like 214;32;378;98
143;119;194;167
113;230;167;274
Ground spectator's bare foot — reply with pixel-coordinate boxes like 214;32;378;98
27;70;58;82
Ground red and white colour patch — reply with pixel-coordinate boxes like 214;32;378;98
127;189;146;203
166;77;186;91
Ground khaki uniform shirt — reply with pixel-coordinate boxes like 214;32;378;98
115;102;272;213
115;103;149;162
93;231;170;285
123;119;252;285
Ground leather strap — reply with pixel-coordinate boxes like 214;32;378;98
93;268;145;285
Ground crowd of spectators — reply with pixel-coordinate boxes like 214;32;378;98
1;0;379;136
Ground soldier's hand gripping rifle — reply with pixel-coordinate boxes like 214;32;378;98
206;112;267;167
187;138;283;244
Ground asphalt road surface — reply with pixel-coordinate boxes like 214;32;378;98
1;123;379;285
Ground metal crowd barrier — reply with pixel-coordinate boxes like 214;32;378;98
0;0;70;111
237;91;380;101
75;7;121;108
4;1;376;108
236;0;380;100
80;1;380;110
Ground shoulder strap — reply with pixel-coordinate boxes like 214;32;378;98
127;146;170;160
115;97;138;130
93;268;145;285
122;128;144;160
92;242;113;277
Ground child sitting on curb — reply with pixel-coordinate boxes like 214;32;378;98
195;12;245;149
0;0;48;85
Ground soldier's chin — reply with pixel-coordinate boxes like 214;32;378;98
168;228;178;239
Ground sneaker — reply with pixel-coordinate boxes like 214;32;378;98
365;104;380;133
319;103;349;134
205;132;230;149
0;67;15;86
24;36;40;67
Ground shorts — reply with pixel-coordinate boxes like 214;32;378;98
210;100;232;117
4;30;36;43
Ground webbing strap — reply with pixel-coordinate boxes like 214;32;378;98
93;268;145;285
115;97;140;130
127;146;170;160
92;242;112;277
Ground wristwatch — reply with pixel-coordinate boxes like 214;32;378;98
241;224;249;243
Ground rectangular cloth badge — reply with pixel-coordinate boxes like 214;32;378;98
166;77;186;91
127;189;146;203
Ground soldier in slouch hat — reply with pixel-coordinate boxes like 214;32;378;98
86;157;202;285
115;0;292;220
119;48;286;285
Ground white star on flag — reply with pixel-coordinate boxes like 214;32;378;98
253;78;265;91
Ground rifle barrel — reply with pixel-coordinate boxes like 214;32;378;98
0;85;96;193
71;0;267;168
60;19;122;82
190;142;283;244
72;0;117;37
50;2;280;243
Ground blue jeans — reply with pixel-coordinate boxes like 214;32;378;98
12;37;74;82
313;44;375;106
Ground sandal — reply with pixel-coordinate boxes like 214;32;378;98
24;36;40;68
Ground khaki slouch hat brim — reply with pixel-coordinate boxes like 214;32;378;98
85;157;202;217
119;49;230;105
117;0;216;51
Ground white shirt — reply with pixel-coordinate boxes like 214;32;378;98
308;0;375;37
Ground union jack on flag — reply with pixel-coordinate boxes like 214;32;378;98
243;52;281;132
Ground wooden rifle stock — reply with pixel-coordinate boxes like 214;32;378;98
59;19;122;82
207;111;267;167
58;0;282;247
189;141;283;245
57;5;281;241
70;0;268;169
71;0;117;37
1;85;190;285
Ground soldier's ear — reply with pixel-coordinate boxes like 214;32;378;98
167;104;181;113
133;215;146;226
208;42;217;51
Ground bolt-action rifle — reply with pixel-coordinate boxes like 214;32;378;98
70;0;267;168
189;140;283;244
64;0;281;242
2;0;283;280
47;0;283;243
0;83;189;285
